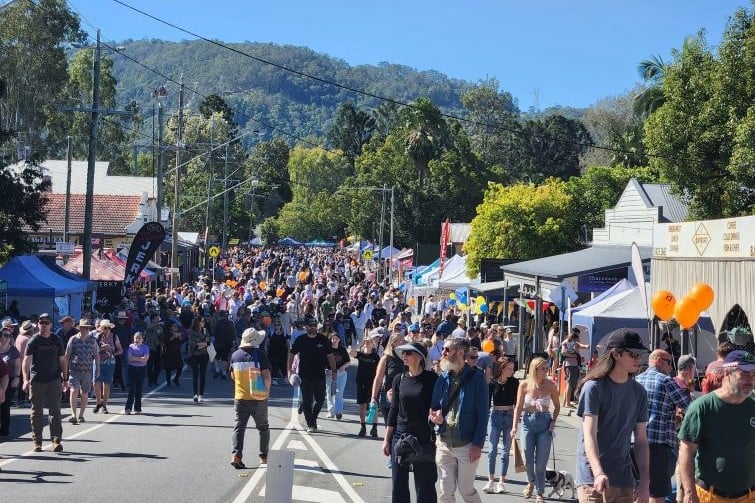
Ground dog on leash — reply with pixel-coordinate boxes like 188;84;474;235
544;470;576;499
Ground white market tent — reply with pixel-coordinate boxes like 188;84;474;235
436;255;480;289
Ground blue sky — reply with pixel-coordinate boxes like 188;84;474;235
68;0;750;110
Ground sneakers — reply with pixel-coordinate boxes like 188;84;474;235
335;413;342;420
68;415;78;425
325;412;333;419
93;403;102;414
523;482;534;499
370;424;378;438
496;482;506;494
193;395;199;403
124;409;132;415
358;424;366;437
78;415;85;423
102;405;109;414
198;395;204;403
259;454;267;465
482;481;495;493
297;403;303;414
230;456;246;469
134;411;142;415
52;442;63;453
306;425;318;433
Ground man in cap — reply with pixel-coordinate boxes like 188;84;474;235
575;329;650;503
55;316;78;348
288;315;336;433
229;328;270;470
635;350;692;503
22;313;67;452
678;350;755;502
64;319;100;424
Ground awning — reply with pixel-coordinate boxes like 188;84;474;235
502;245;652;282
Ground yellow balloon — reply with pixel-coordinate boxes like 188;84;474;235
449;292;456;300
458;302;467;310
476;295;486;305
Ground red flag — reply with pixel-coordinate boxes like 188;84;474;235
439;218;450;277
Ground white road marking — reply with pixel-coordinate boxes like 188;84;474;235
286;439;307;450
259;485;348;503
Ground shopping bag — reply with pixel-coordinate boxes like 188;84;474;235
206;342;217;362
513;438;526;473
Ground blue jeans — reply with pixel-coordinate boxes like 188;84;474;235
487;409;514;476
326;370;348;415
520;411;552;496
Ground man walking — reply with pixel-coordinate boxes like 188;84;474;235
575;329;650;503
22;313;67;452
430;338;489;503
635;350;692;503
678;350;754;503
288;315;336;433
65;319;100;424
230;328;270;469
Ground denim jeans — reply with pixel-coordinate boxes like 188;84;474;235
189;354;209;395
520;411;553;496
487;409;514;476
326;370;348;415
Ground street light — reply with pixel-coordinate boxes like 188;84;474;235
248;179;259;243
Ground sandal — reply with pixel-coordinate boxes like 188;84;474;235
536;494;544;503
523;483;534;499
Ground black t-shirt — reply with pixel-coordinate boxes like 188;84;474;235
332;345;350;369
290;333;333;379
383;354;406;392
388;370;438;443
490;376;519;407
26;334;64;383
355;350;380;385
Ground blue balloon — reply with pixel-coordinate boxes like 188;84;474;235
480;303;489;313
448;298;456;306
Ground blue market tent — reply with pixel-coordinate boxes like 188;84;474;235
278;237;303;247
305;239;337;248
0;255;95;322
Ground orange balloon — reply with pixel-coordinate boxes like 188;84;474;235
688;283;714;311
262;316;272;325
408;297;416;306
651;290;676;321
298;271;307;281
276;287;285;297
481;339;495;353
259;281;267;290
674;295;701;329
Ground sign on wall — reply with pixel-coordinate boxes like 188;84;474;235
653;215;755;259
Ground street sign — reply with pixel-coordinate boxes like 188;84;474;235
167;267;180;273
208;246;220;258
56;242;75;255
362;249;373;261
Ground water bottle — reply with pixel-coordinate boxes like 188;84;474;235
366;401;378;423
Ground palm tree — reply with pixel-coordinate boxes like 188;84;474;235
633;54;667;118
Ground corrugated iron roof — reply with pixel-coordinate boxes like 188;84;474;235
639;183;688;222
38;194;141;235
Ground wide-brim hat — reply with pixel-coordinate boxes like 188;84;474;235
19;320;36;335
59;315;75;324
239;328;266;348
76;318;94;328
395;342;427;367
99;319;116;329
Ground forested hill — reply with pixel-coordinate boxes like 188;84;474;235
112;39;476;141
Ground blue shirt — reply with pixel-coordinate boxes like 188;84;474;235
635;366;691;448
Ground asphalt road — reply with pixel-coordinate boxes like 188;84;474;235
0;364;582;502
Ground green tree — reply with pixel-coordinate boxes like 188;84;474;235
402;98;451;184
633;54;668;119
0;0;85;154
326;101;375;167
199;93;235;125
644;8;755;218
0;162;51;259
464;179;582;277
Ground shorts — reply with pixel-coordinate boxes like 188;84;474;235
69;372;93;393
648;443;675;498
96;360;115;383
356;382;372;405
566;365;580;388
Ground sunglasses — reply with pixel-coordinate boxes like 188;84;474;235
442;346;454;354
468;355;478;360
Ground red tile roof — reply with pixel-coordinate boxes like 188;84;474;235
37;194;141;235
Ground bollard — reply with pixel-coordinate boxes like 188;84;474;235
265;449;295;503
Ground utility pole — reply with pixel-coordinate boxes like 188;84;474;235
389;186;395;280
63;136;72;243
81;29;102;279
222;143;229;249
377;184;387;285
170;81;184;288
153;86;167;220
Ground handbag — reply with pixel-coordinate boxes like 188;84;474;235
394;433;436;466
513;437;526;473
207;342;217;362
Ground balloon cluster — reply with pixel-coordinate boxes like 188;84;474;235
651;283;714;329
475;295;489;314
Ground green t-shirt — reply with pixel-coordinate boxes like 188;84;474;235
440;373;469;448
678;392;755;493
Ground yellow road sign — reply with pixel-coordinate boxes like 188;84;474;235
208;246;220;258
362;249;373;260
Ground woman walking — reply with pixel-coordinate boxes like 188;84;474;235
125;332;149;414
350;335;380;436
370;332;406;429
162;321;184;386
188;317;210;403
483;358;518;494
325;333;350;420
93;320;122;414
0;330;21;436
382;342;438;503
512;357;560;502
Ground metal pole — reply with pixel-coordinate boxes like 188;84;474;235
248;179;258;242
170;81;184;288
389;186;394;283
223;143;229;249
377;185;386;285
82;29;101;279
156;100;164;220
64;135;72;243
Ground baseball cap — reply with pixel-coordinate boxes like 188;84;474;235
409;323;420;333
59;315;74;323
38;313;52;322
722;350;755;371
604;328;650;352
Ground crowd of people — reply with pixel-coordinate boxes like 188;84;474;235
0;243;752;503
